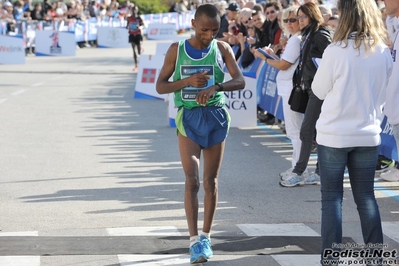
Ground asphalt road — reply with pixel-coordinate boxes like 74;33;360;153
0;38;398;266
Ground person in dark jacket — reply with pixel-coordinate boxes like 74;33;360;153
264;2;283;47
280;2;332;187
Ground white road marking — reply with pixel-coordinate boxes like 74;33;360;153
0;256;40;266
118;255;190;266
0;99;7;104
31;82;44;87
0;231;38;236
11;89;26;96
237;223;320;237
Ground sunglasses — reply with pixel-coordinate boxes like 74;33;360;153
243;17;252;24
283;18;298;23
266;10;275;15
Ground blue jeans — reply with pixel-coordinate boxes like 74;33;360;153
318;145;383;265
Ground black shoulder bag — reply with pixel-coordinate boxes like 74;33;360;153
288;33;312;114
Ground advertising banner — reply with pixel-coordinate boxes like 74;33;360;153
134;55;165;100
257;63;284;121
224;72;257;128
35;30;76;56
97;27;130;48
0;35;26;64
380;117;398;161
146;23;177;40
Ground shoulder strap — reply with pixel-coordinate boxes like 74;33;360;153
295;32;314;85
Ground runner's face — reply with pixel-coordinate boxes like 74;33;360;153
192;16;220;47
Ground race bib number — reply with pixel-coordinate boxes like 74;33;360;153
181;65;215;101
129;22;138;31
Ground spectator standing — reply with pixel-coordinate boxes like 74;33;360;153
280;2;332;187
236;0;246;9
175;0;188;13
30;2;46;20
168;2;176;13
244;0;255;9
255;6;303;174
318;4;332;23
66;0;79;19
264;1;282;48
88;0;96;18
23;0;34;14
380;0;399;182
259;1;283;125
13;1;25;21
327;15;339;31
58;0;68;13
214;1;229;41
2;1;16;33
252;10;269;47
42;0;52;14
237;24;257;69
312;0;392;262
156;4;245;264
126;5;143;71
223;3;240;46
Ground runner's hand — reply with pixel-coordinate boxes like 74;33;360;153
196;86;218;106
189;71;209;88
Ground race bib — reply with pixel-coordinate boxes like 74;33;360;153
180;65;215;101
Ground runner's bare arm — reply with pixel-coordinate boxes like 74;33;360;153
217;41;245;91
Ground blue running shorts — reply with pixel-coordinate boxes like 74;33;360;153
176;106;230;148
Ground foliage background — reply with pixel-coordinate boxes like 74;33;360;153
128;0;172;14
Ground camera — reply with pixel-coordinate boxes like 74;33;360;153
232;26;239;36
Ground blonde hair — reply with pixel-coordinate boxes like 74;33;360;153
281;6;299;34
334;0;389;53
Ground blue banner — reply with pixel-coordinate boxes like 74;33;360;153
380;117;398;161
257;63;284;120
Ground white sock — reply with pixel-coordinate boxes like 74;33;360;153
189;235;200;248
200;231;210;239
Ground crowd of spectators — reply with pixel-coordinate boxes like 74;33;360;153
209;0;388;126
208;0;395;183
0;0;139;29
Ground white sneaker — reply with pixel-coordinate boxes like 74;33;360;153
281;170;308;181
279;172;304;187
304;172;320;185
279;168;293;178
380;168;399;182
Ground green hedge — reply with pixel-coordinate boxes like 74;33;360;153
122;0;171;14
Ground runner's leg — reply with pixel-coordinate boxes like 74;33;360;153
178;133;202;237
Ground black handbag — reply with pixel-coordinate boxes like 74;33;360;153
288;33;312;114
288;83;308;113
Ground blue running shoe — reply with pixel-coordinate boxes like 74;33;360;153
189;242;207;264
279;173;304;187
200;235;213;259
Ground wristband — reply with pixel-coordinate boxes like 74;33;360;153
216;83;224;92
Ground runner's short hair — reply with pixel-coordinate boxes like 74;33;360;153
195;4;219;20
